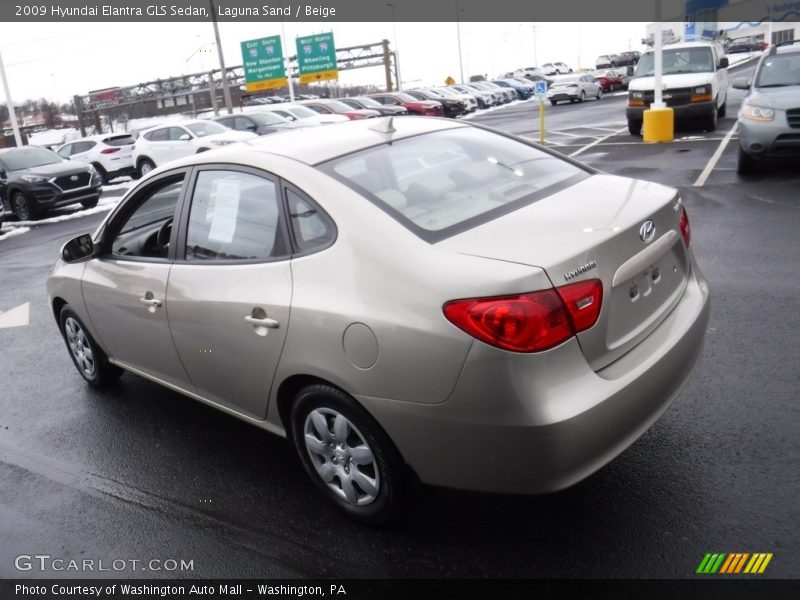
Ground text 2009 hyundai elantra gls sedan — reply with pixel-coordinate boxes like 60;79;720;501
47;117;710;523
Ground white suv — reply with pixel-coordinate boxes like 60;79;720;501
56;133;137;184
132;120;256;177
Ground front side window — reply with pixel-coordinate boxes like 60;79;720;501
185;170;283;261
321;127;587;241
110;176;184;258
185;122;227;137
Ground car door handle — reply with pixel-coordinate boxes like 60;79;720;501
244;315;279;329
140;296;162;308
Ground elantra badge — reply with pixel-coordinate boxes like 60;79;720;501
639;221;656;243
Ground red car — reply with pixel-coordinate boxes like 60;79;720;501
300;99;380;120
590;70;624;92
368;92;444;116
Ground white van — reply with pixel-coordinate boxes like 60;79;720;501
626;41;729;135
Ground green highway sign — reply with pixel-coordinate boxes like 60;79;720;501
241;35;287;91
295;32;338;84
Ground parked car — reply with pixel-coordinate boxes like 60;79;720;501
212;112;304;135
627;41;728;135
475;81;517;103
243;97;280;106
733;41;800;174
0;146;102;221
452;84;496;108
547;74;603;104
727;40;763;54
339;96;408;116
492;78;534;99
433;87;478;112
615;51;641;66
596;55;618;69
515;66;547;80
608;66;635;89
132;120;256;177
48;116;709;524
368;92;444;116
403;89;466;118
590;70;625;92
542;62;573;75
56;133;137;184
301;99;380;120
252;103;350;126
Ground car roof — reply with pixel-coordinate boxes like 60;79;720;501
184;116;467;167
140;120;206;133
774;43;800;55
63;133;135;143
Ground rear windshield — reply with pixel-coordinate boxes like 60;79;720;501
320;127;587;242
103;135;135;146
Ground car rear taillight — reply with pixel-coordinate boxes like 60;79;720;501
679;206;691;247
443;279;603;353
100;147;121;154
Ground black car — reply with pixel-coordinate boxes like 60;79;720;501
0;146;102;221
616;51;641;66
727;41;762;54
404;89;466;117
340;96;408;116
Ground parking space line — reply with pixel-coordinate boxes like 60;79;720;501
693;123;739;187
568;127;628;158
546;130;604;139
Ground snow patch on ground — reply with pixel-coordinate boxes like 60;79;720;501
0;226;31;241
462;99;535;120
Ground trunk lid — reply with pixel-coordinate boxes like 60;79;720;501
438;174;691;370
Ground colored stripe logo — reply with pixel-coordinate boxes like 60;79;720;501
696;552;773;574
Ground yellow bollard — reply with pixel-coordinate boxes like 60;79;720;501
643;107;674;143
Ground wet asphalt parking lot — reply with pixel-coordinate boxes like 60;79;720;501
1;58;798;579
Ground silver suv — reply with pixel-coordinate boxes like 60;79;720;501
734;41;800;174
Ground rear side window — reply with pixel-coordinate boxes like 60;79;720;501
144;128;168;141
320;127;587;242
285;188;335;253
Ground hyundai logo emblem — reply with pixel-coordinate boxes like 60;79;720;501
639;220;656;243
69;175;79;182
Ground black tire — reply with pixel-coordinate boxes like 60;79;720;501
579;91;586;103
59;305;123;387
737;146;759;175
137;158;155;178
290;384;410;525
550;100;558;106
596;88;603;100
81;197;99;209
628;119;642;136
705;105;719;132
92;163;108;185
717;100;727;118
12;191;36;221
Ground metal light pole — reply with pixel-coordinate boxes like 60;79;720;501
654;2;664;109
209;0;233;114
387;3;402;90
0;50;22;146
455;0;465;84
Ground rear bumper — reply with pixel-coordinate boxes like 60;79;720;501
360;262;710;494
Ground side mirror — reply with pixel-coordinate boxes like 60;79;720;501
179;133;191;141
732;78;751;90
0;169;6;179
61;234;96;263
719;57;729;69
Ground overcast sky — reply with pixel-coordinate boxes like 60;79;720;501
0;21;647;104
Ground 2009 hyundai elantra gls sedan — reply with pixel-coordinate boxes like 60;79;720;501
47;117;710;524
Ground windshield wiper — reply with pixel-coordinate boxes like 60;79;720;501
758;83;796;88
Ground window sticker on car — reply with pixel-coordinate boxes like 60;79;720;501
207;179;241;244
